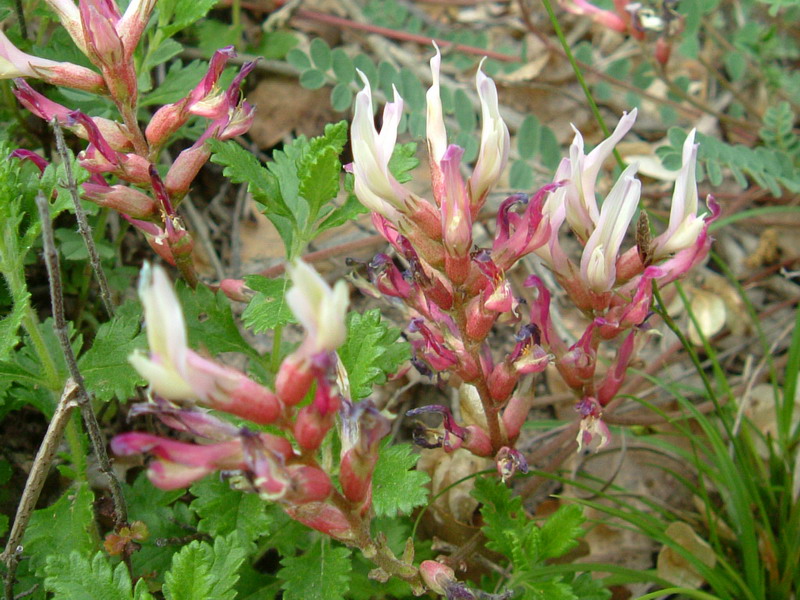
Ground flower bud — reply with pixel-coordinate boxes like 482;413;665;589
81;182;157;218
469;59;510;208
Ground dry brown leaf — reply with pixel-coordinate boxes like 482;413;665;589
687;288;727;345
657;521;716;588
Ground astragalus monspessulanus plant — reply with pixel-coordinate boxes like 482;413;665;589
348;44;718;567
1;0;255;285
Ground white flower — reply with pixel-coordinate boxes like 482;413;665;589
351;72;408;222
286;260;350;353
128;263;196;399
579;163;641;292
469;59;510;205
564;109;637;241
652;129;703;257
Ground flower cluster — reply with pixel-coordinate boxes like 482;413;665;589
111;262;389;542
3;0;255;284
349;48;717;458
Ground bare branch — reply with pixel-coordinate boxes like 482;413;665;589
34;192;128;531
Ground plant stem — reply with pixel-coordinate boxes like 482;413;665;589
35;193;129;531
1;381;79;600
539;0;625;170
51;119;115;319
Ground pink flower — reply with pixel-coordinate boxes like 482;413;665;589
0;29;106;92
129;263;284;425
351;72;410;222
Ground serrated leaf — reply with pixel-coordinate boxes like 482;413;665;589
279;540;352;600
242;275;296;334
190;476;272;552
163;534;246;600
539;504;584;560
158;0;218;37
371;443;430;517
124;473;190;582
298;122;347;219
176;282;253;357
388;143;419;184
44;551;149;600
472;477;526;558
207;139;289;217
23;483;96;577
316;194;368;235
338;310;410;400
78;301;145;402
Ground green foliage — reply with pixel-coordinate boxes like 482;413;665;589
656;126;800;196
78;301;146;402
44;551;155;600
209;122;356;258
22;483;97;577
278;540;352;600
162;534;247;600
124;473;191;582
371;442;430;518
472;478;608;600
338;309;410;400
190;477;273;553
242;275;296;334
176;282;254;357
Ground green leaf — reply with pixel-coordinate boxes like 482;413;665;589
517;115;541;160
195;20;242;57
207;139;290;218
176;282;253;357
190;476;272;552
258;30;298;60
353;54;377;87
124;473;190;582
539;504;584;560
144;38;184;71
163;534;246;600
388;143;419;184
44;551;150;600
332;48;356;82
300;69;327;90
310;38;332;71
298;121;347;219
371;443;430;517
78;301;145;402
338;309;410;400
55;228;115;261
400;67;426;111
454;89;476;131
287;48;311;71
331;82;353;112
472;477;527;559
141;60;209;107
23;483;96;577
241;275;296;334
315;194;368;235
158;0;218;37
509;160;534;190
279;540;352;600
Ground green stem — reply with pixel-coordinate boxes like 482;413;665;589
633;588;721;600
540;0;625;170
270;324;284;374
